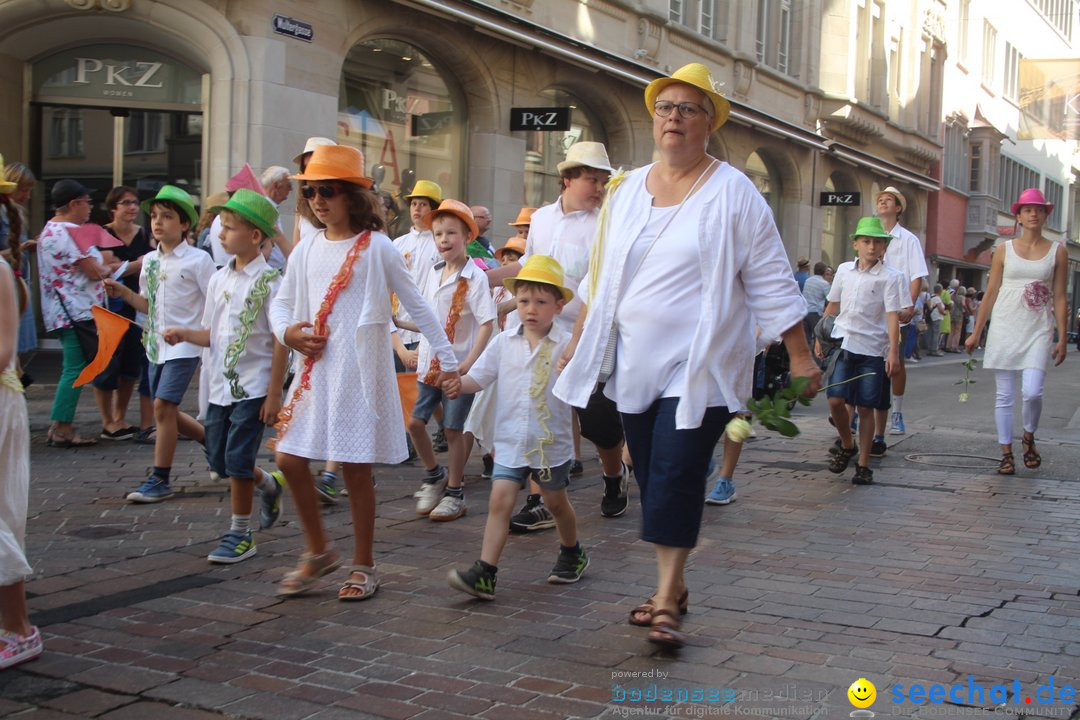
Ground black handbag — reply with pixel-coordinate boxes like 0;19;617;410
54;289;99;363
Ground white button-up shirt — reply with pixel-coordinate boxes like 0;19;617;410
883;222;928;324
140;241;217;362
416;259;496;379
520;199;598;330
201;255;282;406
393;227;440;345
827;259;909;357
466;325;574;469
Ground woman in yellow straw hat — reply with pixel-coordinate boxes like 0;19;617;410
554;63;821;650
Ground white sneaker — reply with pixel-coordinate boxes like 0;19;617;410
429;493;467;522
415;476;445;515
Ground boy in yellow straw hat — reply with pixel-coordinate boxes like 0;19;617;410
160;189;288;563
444;255;587;599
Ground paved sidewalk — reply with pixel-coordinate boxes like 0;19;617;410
1;362;1078;720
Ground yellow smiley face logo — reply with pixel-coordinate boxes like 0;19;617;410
848;678;876;708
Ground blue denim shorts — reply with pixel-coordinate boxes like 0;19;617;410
412;381;475;431
492;459;572;490
147;356;200;405
203;397;266;479
826;350;891;410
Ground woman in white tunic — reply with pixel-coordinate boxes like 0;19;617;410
966;188;1068;475
555;64;821;649
269;146;458;600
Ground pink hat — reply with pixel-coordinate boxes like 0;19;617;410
225;163;264;195
1010;187;1054;216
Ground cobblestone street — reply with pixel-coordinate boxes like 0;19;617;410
2;353;1079;720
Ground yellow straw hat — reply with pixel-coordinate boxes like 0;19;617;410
0;155;16;194
403;180;443;204
644;62;730;132
504;254;574;303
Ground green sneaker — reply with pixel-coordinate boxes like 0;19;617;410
315;470;339;505
259;470;286;530
447;560;496;600
548;546;588;584
207;530;256;564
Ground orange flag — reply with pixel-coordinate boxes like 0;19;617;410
396;372;418;428
73;305;133;387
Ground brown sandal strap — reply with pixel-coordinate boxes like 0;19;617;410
998;452;1015;475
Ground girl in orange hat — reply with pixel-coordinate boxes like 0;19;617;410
268;145;459;600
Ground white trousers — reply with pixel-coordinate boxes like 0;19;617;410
994;369;1045;446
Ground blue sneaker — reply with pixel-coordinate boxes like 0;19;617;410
705;477;737;505
889;411;906;435
259;470;286;529
126;476;174;503
207;530;256;564
850;412;859;434
315;471;339;505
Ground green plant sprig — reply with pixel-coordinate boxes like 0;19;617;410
745;372;875;438
957;356;978;402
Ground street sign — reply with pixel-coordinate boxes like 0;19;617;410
510;107;571;132
273;15;313;42
820;191;860;206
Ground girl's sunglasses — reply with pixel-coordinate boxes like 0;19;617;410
301;184;343;200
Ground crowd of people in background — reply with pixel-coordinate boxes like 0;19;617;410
0;59;1071;667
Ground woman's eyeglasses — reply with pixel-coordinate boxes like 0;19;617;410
301;184;342;200
653;101;710;120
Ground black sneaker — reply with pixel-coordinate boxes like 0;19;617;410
548;546;589;584
869;438;887;458
828;444;858;474
432;428;448;453
448;560;496;600
481;454;494;479
509;496;555;533
600;465;629;518
569;459;584;476
852;465;874;485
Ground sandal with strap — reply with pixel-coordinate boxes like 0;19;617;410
629;588;689;627
1022;433;1041;469
998;452;1015;476
338;565;380;602
828;444;858;474
647;608;685;650
276;550;341;597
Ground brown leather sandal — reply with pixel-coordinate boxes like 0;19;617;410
1022;432;1041;469
647;609;685;650
629;588;688;627
998;452;1015;476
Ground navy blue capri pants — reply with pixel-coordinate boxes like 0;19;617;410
621;399;731;548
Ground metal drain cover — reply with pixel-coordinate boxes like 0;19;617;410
67;526;128;539
904;453;1002;469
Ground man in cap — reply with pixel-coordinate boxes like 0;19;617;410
486;141;630;528
794;257;810;290
874;186;928;450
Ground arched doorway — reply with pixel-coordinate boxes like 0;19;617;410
821;172;858;268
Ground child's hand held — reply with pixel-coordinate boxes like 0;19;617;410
161;327;184;346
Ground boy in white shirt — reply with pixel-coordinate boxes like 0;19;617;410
399;200;495;521
819;217;909;485
161;190;289;563
106;186;216;503
444;256;587;598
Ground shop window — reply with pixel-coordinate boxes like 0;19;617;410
744;151;781;226
821;174;854;268
49;109;84;158
126;111;166;153
522;89;604;209
339;38;464;238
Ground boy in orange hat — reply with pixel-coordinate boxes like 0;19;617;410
398;200;496;522
444;255;587;598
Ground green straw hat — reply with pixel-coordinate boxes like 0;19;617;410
850;216;894;240
211;188;279;238
141;185;198;227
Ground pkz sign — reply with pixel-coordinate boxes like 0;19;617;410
510;107;571;132
273;15;313;42
820;191;861;206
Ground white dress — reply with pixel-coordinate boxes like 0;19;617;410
0;258;32;586
269;231;455;463
983;240;1058;372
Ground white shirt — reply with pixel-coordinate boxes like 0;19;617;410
140;241;217;362
520;198;598;330
555;163;807;429
466;325;574;469
210;214;286;271
609;200;720;414
827;260;908;357
201;255;282;405
882;221;927;324
393;227;440;345
416;259;496;380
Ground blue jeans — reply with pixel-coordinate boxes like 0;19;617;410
203;398;266;479
620;399;731;548
826;350;890;410
412;381;475;431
